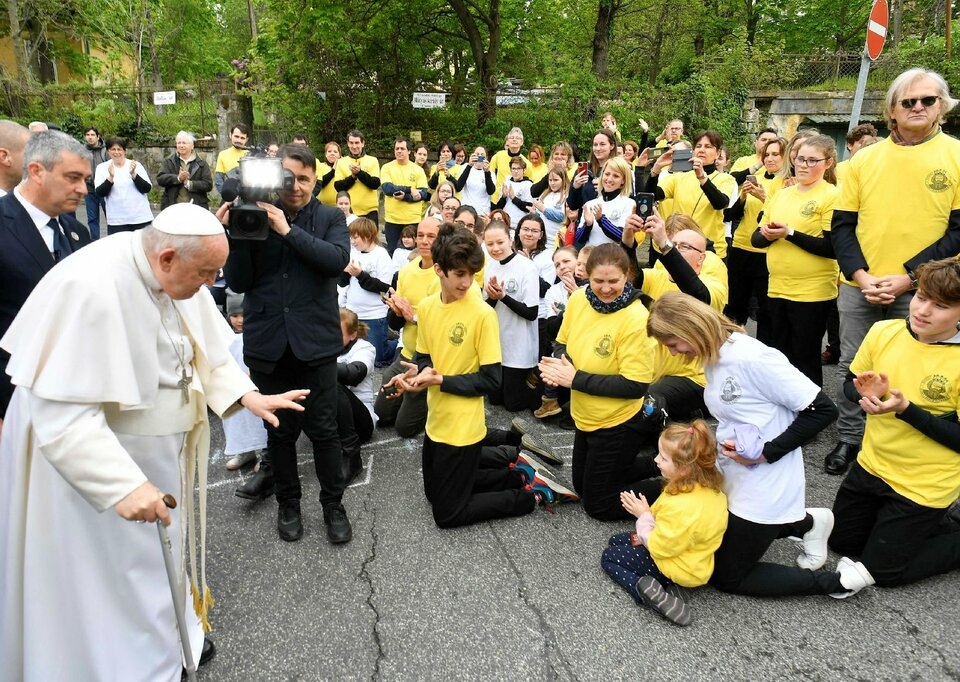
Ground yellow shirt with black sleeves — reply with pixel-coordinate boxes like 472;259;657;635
640;266;728;313
555;290;655;431
835;133;960;286
396;257;440;361
215;146;247;174
430;163;461;200
416;291;501;447
851;319;960;508
729;154;757;174
652;343;706;387
733;173;785;254
834;159;850;187
317;162;337;206
648;484;728;587
381;160;428;224
334;154;381;216
763;180;838;302
658;170;736;259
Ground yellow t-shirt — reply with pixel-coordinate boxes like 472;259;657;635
334;154;381;216
317;161;337;206
396;257;440;360
648;484;728;587
214;146;247;174
556;290;655;431
652;343;706;387
836;133;960;286
417;291;501;447
640;266;728;313
527;162;549;184
730;154;758;173
851;319;960;508
732;173;785;254
764;180;839;302
381;161;428;224
834;158;849;187
658;170;736;259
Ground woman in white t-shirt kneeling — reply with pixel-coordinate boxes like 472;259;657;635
647;293;874;599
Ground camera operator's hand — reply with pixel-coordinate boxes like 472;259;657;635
215;202;231;226
256;201;291;237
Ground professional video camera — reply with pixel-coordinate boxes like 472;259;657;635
221;148;294;240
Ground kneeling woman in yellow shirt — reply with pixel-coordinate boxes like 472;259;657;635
751;134;839;387
539;244;707;520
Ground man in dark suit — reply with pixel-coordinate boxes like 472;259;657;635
221;144;353;544
0;131;92;429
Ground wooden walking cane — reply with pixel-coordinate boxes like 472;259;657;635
155;493;198;682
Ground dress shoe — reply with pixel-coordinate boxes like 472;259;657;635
278;502;303;542
183;637;215;677
235;463;274;500
823;442;859;476
199;636;216;666
324;505;352;544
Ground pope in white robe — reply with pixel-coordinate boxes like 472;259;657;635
0;204;308;682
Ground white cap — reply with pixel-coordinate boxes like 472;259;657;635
152;203;225;236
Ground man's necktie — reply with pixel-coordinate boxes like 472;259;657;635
48;217;73;262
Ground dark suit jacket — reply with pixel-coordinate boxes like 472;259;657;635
0;192;91;415
223;197;349;365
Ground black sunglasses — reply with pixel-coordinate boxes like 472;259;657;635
899;95;940;109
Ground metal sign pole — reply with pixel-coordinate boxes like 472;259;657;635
848;51;872;135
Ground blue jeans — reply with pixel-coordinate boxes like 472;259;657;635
361;316;397;366
84;192;105;240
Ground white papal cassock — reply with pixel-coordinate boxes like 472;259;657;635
0;231;255;682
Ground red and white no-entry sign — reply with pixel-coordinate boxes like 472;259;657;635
866;0;889;60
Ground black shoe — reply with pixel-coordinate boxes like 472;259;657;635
278;502;303;542
558;412;575;431
199;636;216;666
235;464;274;500
824;442;859;475
324;505;352;544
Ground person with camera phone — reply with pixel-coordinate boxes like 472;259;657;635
220;144;354;545
453;145;495;213
641;130;737;260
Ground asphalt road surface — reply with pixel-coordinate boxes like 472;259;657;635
196;363;960;681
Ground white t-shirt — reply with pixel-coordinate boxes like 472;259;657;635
705;332;819;524
484;253;539;368
391;247;414;272
578;194;634;247
544;281;575;318
222;334;268;455
94;159;154;225
460;167;493;214
342;245;396;320
536;190;566;248
525;249;557;319
501;178;534;227
339;337;377;424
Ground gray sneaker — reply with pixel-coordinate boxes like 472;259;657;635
521;433;563;466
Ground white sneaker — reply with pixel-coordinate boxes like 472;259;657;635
225;450;258;471
829;557;875;599
796;507;835;570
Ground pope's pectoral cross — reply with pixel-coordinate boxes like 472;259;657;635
179;368;191;405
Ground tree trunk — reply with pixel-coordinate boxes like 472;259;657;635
5;0;33;83
592;0;616;78
447;0;501;126
647;0;671;85
744;0;759;46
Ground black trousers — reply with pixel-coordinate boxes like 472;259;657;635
489;366;540;412
767;297;833;387
250;350;344;509
723;246;771;343
337;384;374;458
710;512;843;596
830;461;960;587
422;435;535;528
384;221;415;255
571;375;707;521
